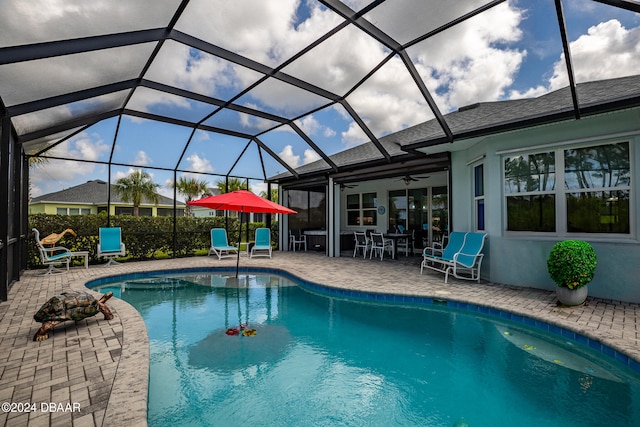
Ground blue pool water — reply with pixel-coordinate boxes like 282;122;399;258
90;271;640;427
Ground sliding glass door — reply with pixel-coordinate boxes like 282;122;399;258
388;186;448;248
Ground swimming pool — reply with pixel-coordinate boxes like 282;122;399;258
89;270;640;427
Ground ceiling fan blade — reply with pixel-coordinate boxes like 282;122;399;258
339;183;357;190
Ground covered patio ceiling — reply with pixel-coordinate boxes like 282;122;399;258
1;0;639;195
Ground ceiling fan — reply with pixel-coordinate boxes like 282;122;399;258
339;183;358;191
396;174;430;185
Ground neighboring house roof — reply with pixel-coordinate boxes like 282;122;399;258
273;74;640;181
30;180;184;206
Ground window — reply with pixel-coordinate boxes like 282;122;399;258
347;193;377;226
504;141;630;235
115;207;153;216
431;187;448;236
390;187;447;244
56;207;91;215
564;143;630;233
288;189;326;231
504;151;556;232
157;208;184;217
388;190;405;231
474;164;485;231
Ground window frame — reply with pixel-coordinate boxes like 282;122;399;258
473;162;485;232
346;192;377;227
502;139;633;239
56;207;92;215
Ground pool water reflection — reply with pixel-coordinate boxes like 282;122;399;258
91;272;640;427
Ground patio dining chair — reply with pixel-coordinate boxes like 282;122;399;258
98;227;126;266
289;229;307;252
353;231;370;258
396;229;413;256
33;228;72;275
369;232;394;260
209;228;239;260
250;228;272;258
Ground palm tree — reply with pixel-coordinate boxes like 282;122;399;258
27;155;48;202
173;176;210;217
260;188;279;202
215;177;247;194
114;169;160;217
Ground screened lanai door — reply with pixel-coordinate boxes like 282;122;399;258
388;186;448;249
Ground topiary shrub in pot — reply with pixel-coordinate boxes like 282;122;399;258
547;240;597;306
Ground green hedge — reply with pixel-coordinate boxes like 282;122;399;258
28;214;279;269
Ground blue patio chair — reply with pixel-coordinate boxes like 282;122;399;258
448;232;486;283
33;228;72;275
421;232;466;266
250;228;272;258
208;228;239;260
421;231;466;277
420;232;486;283
98;227;126;267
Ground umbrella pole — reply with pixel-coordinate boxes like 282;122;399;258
236;212;242;278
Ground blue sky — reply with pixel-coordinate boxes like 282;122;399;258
18;0;639;201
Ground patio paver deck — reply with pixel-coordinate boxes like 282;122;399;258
1;252;639;426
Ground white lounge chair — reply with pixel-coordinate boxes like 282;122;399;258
33;228;72;275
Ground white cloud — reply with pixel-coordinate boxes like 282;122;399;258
238;107;280;132
186;153;215;173
195;130;211;141
30;131;110;196
112;168;139;181
511;19;640;98
408;3;526;112
341;123;369;147
134;150;152;165
176;0;317;67
250;181;268;196
10;0;640;187
323;127;336;138
509;85;549;100
550;20;640;90
278;145;300;167
294;115;324;136
303;149;321;165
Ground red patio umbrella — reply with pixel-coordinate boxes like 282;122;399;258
188;190;297;276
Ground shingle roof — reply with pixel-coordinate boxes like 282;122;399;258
31;180;183;206
274;74;640;180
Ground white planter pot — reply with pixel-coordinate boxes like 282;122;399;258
556;284;588;306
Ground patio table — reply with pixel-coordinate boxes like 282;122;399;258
384;233;413;258
239;242;254;257
70;251;89;269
